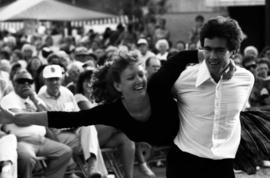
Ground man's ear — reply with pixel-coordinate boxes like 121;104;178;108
113;82;122;93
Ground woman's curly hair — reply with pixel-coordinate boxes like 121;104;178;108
91;52;139;104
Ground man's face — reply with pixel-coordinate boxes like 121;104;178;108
256;63;269;78
138;44;148;54
23;49;33;60
44;77;61;97
176;43;185;52
203;37;232;80
146;58;161;78
13;73;34;99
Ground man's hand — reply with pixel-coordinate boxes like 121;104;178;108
26;88;38;102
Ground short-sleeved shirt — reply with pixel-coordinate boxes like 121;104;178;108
38;86;79;112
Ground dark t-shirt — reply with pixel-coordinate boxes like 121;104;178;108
48;50;198;145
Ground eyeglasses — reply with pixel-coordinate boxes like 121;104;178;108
15;78;34;85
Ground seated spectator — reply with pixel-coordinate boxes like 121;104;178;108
75;70;108;177
137;39;155;66
145;56;161;80
0;69;72;178
155;39;169;64
256;58;270;80
38;65;100;178
10;49;23;65
66;62;84;94
47;53;67;72
175;40;186;52
26;56;43;80
21;44;36;64
73;47;93;63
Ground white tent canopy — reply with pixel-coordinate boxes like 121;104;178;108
0;0;114;21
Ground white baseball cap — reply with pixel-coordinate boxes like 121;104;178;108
137;39;148;46
43;65;63;79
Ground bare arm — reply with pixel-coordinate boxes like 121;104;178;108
0;106;49;127
15;112;48;127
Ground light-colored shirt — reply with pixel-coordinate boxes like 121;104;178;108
173;60;254;159
156;52;168;62
38;86;79;112
138;51;155;66
0;91;46;137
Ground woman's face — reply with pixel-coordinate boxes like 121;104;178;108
30;58;42;71
158;44;167;53
82;77;92;94
114;63;147;99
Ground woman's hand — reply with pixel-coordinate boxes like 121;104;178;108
222;60;236;80
0;106;15;124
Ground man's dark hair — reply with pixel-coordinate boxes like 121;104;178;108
200;16;244;52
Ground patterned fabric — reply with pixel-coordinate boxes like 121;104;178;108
234;110;270;174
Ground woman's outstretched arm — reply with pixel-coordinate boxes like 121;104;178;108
16;111;49;126
0;106;49;127
0;102;122;129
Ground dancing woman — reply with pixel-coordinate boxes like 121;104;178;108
0;50;198;145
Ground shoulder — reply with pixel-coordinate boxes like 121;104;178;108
0;91;22;108
180;63;200;79
38;86;47;95
1;91;17;102
235;66;254;81
74;93;88;103
60;86;74;96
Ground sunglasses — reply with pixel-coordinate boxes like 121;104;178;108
15;78;34;85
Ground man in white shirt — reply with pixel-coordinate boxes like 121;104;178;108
0;69;72;178
137;38;155;66
38;65;103;178
167;16;254;178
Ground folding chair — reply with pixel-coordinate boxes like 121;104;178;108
101;148;124;178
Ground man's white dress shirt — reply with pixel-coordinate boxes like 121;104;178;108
173;60;254;159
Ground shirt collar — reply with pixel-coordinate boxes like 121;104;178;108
195;60;212;87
